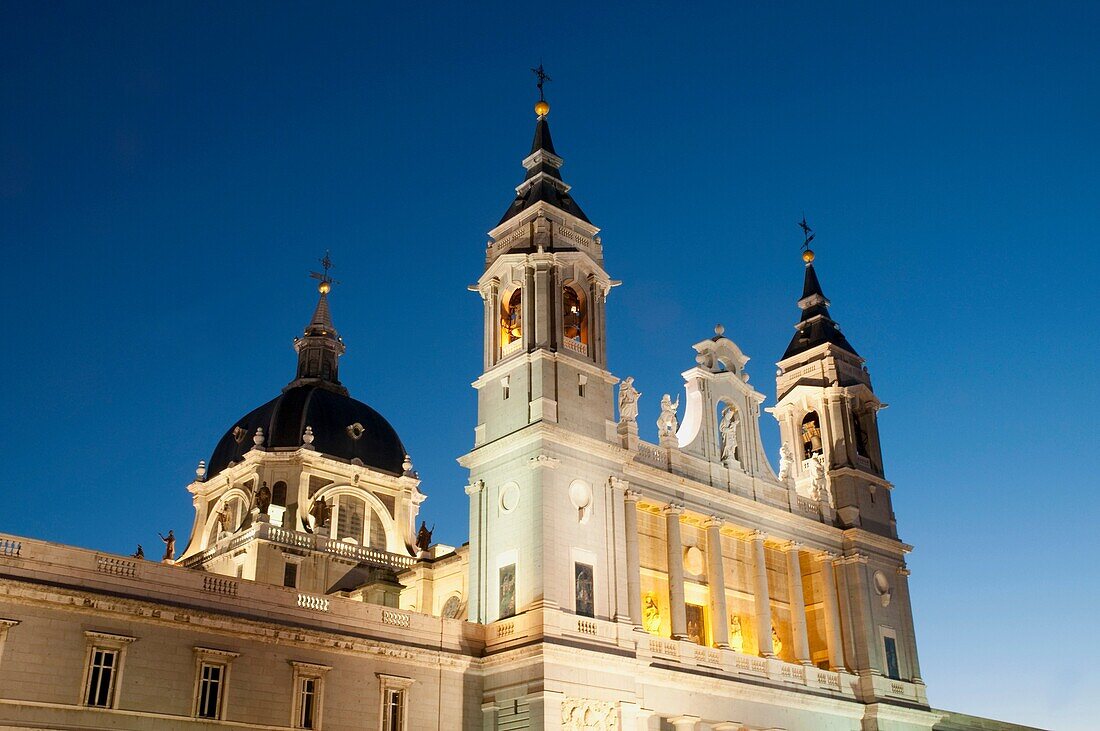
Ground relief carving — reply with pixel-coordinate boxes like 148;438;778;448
560;698;619;730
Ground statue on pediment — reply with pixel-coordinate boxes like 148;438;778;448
618;377;640;423
719;405;740;465
657;394;679;439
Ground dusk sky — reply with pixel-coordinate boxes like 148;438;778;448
1;2;1096;727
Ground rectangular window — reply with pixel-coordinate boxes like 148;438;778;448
685;603;707;646
284;561;298;588
501;375;510;400
498;563;516;619
883;635;900;680
578;374;587;397
290;661;330;730
574;562;594;618
84;648;118;707
298;677;316;728
336;496;365;543
383;689;405;731
377;673;413;731
192;647;238;720
196;662;224;718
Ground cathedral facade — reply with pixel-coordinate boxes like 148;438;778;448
0;97;1039;731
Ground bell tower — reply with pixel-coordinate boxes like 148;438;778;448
771;227;895;536
470;93;617;447
462;84;623;632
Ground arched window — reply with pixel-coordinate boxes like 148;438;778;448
801;412;823;459
271;481;288;506
853;410;870;458
501;289;522;345
562;286;588;344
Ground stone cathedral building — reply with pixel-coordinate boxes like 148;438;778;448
0;95;1039;731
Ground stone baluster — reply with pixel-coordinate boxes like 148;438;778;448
704;516;730;648
750;530;775;657
784;542;812;665
663;504;688;640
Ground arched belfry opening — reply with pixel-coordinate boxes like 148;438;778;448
501;289;522;346
801;411;823;459
562;285;588;345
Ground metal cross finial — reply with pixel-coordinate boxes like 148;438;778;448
309;250;340;287
799;216;816;250
531;63;551;101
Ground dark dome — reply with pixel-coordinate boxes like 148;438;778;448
207;384;406;478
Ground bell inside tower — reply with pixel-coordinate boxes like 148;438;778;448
562;285;587;344
501;289;522;345
801;412;823;458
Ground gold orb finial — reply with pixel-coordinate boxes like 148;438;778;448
318;280;332;294
802;249;815;264
534;99;550;117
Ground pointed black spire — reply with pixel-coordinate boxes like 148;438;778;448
782;238;859;360
287;255;348;394
498;91;590;226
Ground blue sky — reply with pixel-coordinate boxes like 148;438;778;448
1;2;1096;727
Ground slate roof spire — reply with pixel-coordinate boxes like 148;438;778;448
497;81;590;225
782;229;860;360
288;254;347;394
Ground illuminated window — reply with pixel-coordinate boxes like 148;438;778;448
377;674;414;731
801;412;823;458
191;647;238;720
501;289;523;345
562;286;587;343
291;662;330;729
81;631;135;709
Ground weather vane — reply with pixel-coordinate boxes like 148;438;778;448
799;215;815;251
309;250;340;291
531;63;551;101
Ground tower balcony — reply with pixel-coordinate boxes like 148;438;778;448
180;521;416;573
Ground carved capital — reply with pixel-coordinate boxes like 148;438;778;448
781;540;804;553
661;503;685;517
702;515;723;529
464;479;485;496
749;529;768;543
623;488;641;503
607;476;630;492
814;550;839;563
896;564;911;577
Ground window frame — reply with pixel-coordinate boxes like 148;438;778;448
80;631;136;710
0;619;19;668
290;661;332;730
879;625;901;680
377;673;415;731
191;647;239;720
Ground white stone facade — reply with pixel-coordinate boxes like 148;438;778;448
0;102;1044;731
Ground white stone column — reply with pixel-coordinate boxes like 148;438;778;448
750;530;775;657
668;716;700;730
663;504;688;640
704;516;730;648
816;552;846;671
784;542;812;665
624;489;643;627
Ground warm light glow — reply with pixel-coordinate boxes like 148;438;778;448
534;100;550;117
501;289;522;346
562;286;587;345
